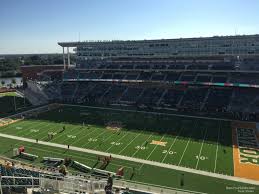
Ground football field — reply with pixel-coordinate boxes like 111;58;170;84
0;104;233;175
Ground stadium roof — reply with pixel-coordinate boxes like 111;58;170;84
58;34;259;47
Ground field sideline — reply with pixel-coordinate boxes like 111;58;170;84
0;104;258;193
0;104;233;174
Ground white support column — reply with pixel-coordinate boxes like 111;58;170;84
62;47;66;70
67;47;70;69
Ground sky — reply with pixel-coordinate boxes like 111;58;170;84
0;0;259;54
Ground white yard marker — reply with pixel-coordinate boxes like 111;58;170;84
29;123;54;139
118;132;142;154
83;129;108;147
71;127;99;145
195;129;207;169
92;130;118;149
5;121;50;148
161;127;183;163
105;132;128;152
0;121;31;133
214;121;221;173
61;125;85;144
132;133;153;157
13;121;44;136
48;124;79;141
17;121;52;138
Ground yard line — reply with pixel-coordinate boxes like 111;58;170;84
26;123;53;138
1;132;259;186
161;127;183;163
65;125;87;137
195;129;208;169
146;135;165;160
71;127;99;145
51;124;82;142
118;132;142;155
82;129;109;147
178;137;191;166
5;122;34;134
105;132;128;152
214;121;221;173
14;120;51;137
1;120;43;135
24;145;138;170
0;108;59;134
53;123;86;141
92;130;117;149
24;122;63;142
0;120;31;133
8;122;53;148
60;125;86;144
139;135;165;170
177;120;198;166
37;123;67;141
131;133;153;157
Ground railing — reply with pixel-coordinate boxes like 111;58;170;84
0;175;106;194
1;175;208;194
0;176;40;194
113;179;207;194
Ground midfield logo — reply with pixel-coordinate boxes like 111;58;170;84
150;140;167;146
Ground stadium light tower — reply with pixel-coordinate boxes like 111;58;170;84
67;47;70;69
62;47;66;69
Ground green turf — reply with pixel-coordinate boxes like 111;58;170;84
0;105;233;175
0;136;257;194
0;92;17;97
0;104;257;193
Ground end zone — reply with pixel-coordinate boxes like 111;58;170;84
232;121;259;181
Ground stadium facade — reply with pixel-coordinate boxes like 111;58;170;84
58;34;259;68
21;34;259;121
